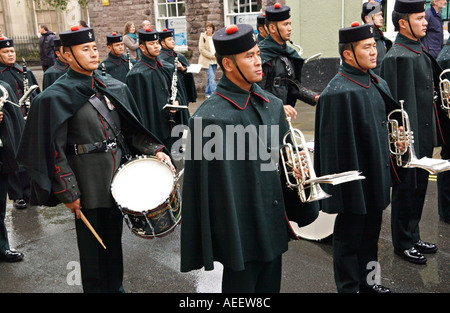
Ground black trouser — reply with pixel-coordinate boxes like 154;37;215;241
0;173;10;253
391;169;429;251
74;206;124;293
222;255;282;293
438;143;450;219
332;210;383;293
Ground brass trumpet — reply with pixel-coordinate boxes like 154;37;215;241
439;69;450;118
280;117;364;203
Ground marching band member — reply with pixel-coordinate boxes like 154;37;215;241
436;23;450;225
125;27;189;153
42;38;70;89
258;3;319;120
0;37;38;210
158;28;197;104
0;81;26;262
361;0;392;75
180;23;316;293
98;32;136;83
256;13;268;43
380;0;450;264
16;25;171;292
315;22;400;293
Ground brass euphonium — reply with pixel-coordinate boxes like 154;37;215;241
387;100;450;174
439;69;450;118
280;117;364;203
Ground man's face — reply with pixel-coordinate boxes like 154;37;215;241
436;0;447;10
404;12;428;39
64;42;99;75
0;47;16;66
347;37;378;71
269;18;292;41
108;42;125;56
228;44;262;84
140;40;160;59
371;11;384;28
162;37;175;50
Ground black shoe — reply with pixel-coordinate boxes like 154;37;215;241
0;249;24;262
414;240;438;254
361;284;391;294
13;199;27;209
395;247;427;264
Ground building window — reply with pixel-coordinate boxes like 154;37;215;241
155;0;187;50
224;0;263;28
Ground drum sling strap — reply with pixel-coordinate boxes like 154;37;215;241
83;94;131;158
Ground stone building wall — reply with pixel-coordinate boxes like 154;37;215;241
88;0;284;94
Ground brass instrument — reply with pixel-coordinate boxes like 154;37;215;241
439;69;450;118
387;100;450;174
280;117;364;203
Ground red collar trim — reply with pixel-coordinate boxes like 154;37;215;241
139;59;163;69
215;91;250;110
395;42;423;54
93;77;106;88
338;72;371;89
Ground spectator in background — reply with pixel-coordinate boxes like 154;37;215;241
38;24;56;72
142;20;151;29
123;22;140;60
422;0;447;58
78;20;89;28
198;22;217;98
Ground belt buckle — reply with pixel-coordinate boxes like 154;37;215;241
273;77;281;88
73;144;79;155
106;139;117;151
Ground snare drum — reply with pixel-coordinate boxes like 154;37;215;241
111;156;181;239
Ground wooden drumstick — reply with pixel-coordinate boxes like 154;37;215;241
80;211;107;250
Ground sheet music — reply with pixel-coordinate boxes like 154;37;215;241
186;64;202;74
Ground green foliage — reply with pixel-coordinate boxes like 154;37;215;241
33;0;88;10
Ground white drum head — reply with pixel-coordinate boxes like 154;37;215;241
290;211;336;241
111;157;174;212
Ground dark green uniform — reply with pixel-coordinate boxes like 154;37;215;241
0;81;25;259
42;59;69;89
0;62;40;116
125;54;189;152
315;62;399;292
435;38;450;222
98;52;136;83
258;34;318;106
180;74;318;292
159;47;197;103
17;68;166;292
380;33;449;251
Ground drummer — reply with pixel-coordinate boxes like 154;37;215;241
314;22;401;293
17;25;172;293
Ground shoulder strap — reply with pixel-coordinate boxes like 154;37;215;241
88;95;131;156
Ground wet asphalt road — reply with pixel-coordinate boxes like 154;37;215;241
0;67;449;297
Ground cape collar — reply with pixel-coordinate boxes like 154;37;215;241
139;53;163;69
214;75;270;110
66;68;106;90
161;47;176;57
54;59;69;71
107;52;128;65
0;62;23;73
394;33;424;54
338;62;374;89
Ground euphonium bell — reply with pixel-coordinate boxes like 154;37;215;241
280;117;331;203
439;69;450;118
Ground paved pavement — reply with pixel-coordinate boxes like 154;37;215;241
1;67;449;299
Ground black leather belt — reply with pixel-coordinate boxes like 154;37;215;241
67;138;118;156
